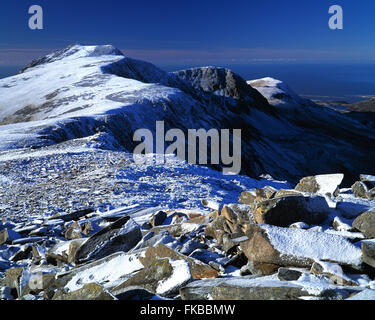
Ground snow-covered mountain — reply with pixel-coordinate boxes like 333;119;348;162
0;44;375;184
2;45;375;301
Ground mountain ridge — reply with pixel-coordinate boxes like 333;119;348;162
0;44;374;184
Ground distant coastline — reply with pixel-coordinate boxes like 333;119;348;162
1;62;375;104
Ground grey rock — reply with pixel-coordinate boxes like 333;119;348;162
352;181;372;199
179;239;207;255
74;216;142;264
180;276;354;300
53;282;116;300
362;240;375;268
277;268;303;281
353;211;375;238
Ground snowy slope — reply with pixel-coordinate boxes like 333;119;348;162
1;45;375;185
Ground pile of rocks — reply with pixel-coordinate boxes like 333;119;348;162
1;173;375;300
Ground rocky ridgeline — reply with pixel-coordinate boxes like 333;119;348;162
1;173;375;301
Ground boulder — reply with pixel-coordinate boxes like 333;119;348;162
221;204;254;233
111;258;192;297
139;244;219;279
5;267;23;296
295;174;344;196
253;195;330;227
53;283;116;300
238;191;256;205
277;268;304;281
180;276;354;300
240;224;362;268
362;240;375;268
57;252;144;292
64;221;83;240
0;228;21;245
73;216;142;264
149;211;167;227
46;238;86;265
148;222;202;238
31;244;47;264
353;211;375;238
255;186;277;201
205;215;227;243
179;239;207;255
351;181;372;199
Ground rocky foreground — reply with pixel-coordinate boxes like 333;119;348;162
1;172;375;300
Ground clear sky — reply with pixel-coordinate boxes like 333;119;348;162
0;0;374;66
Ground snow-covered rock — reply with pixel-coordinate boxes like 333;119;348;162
240;224;363;268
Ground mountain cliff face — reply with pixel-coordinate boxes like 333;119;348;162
0;45;374;184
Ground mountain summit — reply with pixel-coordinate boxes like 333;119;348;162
0;44;374;183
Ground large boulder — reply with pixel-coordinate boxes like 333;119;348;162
295;174;344;196
240;224;362;268
73;216;142;264
253;195;330;227
353;211;375;239
180;276;357;300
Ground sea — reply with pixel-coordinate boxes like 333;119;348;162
1;63;375;104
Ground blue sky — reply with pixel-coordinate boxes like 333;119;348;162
0;0;374;66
